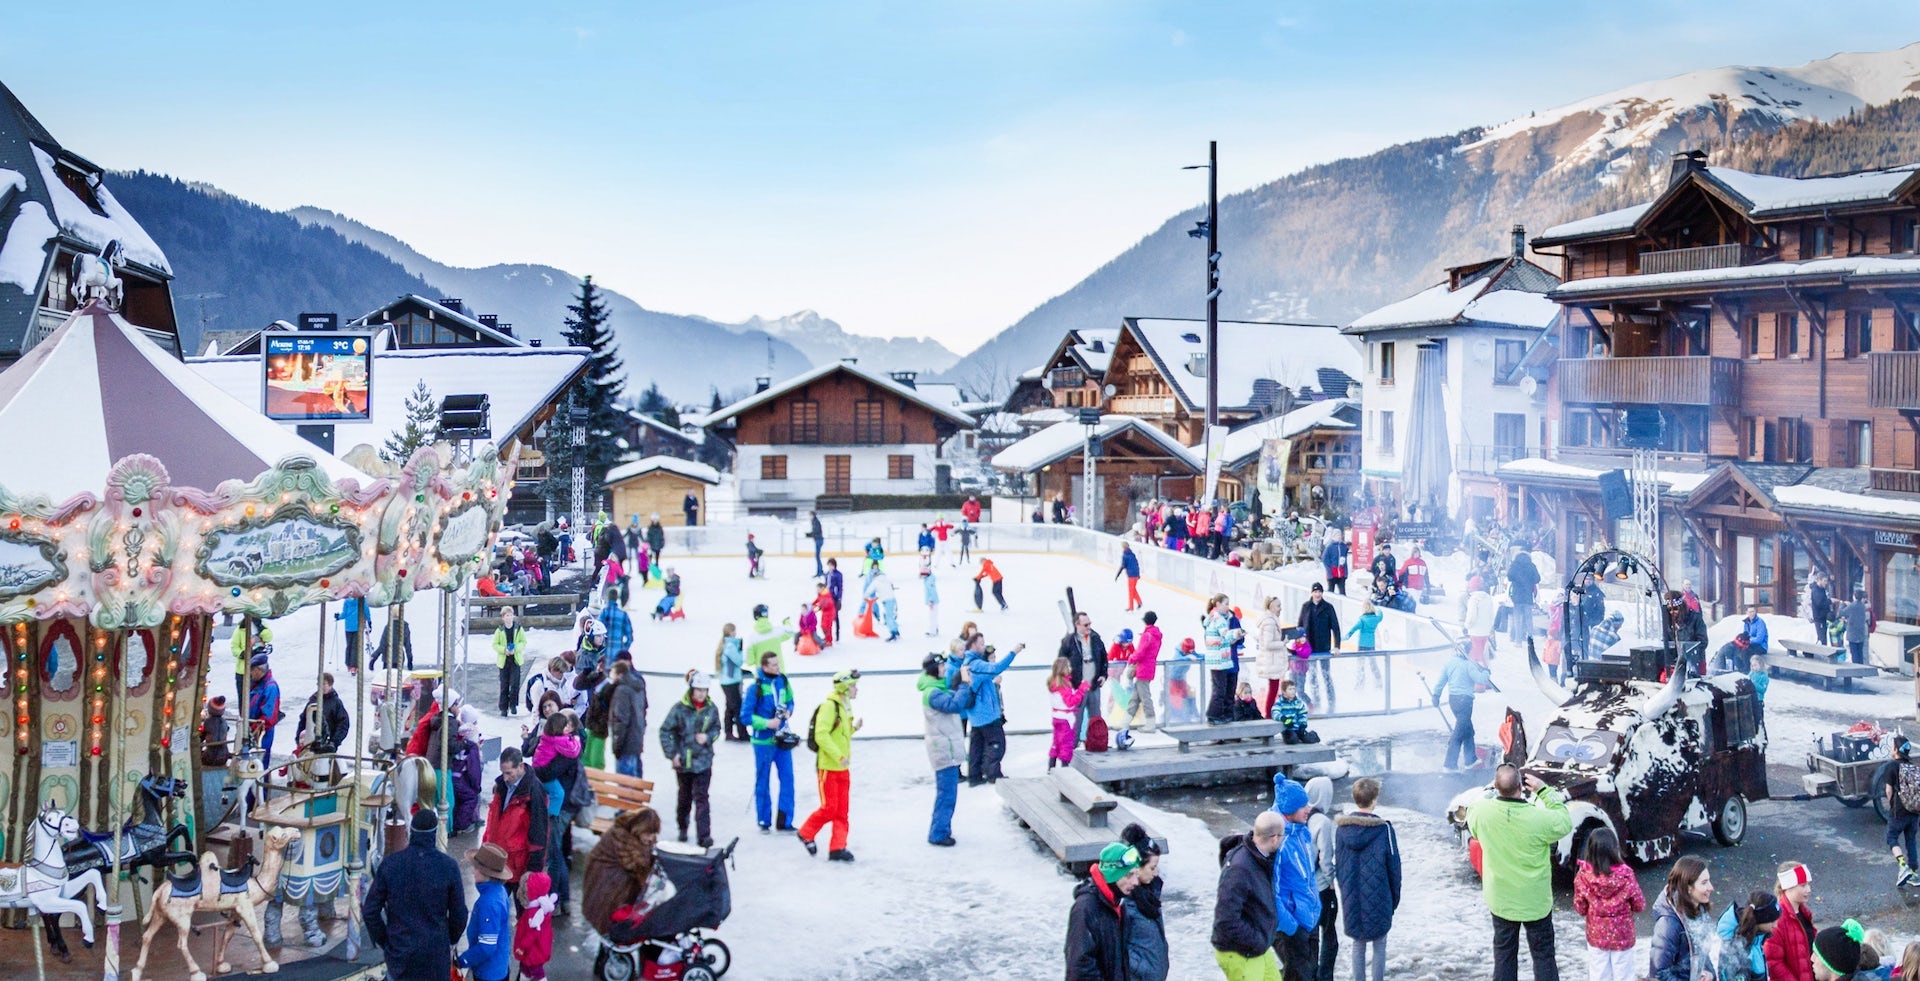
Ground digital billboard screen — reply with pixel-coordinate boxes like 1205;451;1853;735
262;332;373;422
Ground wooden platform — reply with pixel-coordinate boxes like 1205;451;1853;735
1756;650;1878;690
997;768;1165;866
1070;741;1335;789
1163;719;1286;752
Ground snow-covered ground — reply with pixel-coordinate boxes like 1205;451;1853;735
212;535;1920;980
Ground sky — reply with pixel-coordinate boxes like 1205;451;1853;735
5;2;1919;355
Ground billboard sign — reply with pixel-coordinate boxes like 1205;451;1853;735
1256;437;1291;518
262;332;372;422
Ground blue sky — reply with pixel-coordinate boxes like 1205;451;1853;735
6;2;1919;354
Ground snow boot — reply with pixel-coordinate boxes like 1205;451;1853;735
930;837;956;847
828;849;855;863
797;832;818;857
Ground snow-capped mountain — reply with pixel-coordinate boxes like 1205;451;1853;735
951;43;1920;382
717;309;957;375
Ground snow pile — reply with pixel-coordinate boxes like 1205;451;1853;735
0;199;55;294
30;146;171;274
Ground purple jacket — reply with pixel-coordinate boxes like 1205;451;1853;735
452;738;485;832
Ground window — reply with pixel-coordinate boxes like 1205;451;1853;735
1807;223;1833;258
1493;413;1528;456
1744;316;1764;358
1379;342;1395;384
1779;312;1800;357
854;400;885;443
1905;217;1920;254
41;252;73;312
888;455;915;480
788;400;819;443
1744;417;1771;460
1778;418;1811;463
760;455;787;480
1378;411;1395;452
1850;310;1874;357
1493;340;1528;382
1851;421;1873;468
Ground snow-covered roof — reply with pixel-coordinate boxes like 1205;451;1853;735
1537;164;1920;245
28;146;170;275
1018;364;1046;382
703;360;976;427
1553;253;1920;298
1017;407;1075;428
187;345;590;456
991;415;1201;473
625;408;697;443
1346;256;1560;334
1069;328;1120;373
1211;398;1360;468
605;455;720;486
1536;203;1653;243
911;381;966;410
349;294;525;347
1773;483;1920;520
1497;457;1710;495
1122;318;1361;413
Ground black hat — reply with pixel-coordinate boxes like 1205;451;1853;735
411;809;439;834
1813;919;1866;976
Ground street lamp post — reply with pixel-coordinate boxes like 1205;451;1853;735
1185;141;1222;502
569;402;588;565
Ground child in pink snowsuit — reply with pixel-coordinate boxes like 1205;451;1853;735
1047;657;1092;769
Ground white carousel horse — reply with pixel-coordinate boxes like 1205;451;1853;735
0;802;120;961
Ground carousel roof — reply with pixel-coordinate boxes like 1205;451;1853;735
0;302;370;501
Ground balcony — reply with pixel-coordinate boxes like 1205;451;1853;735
1108;394;1177;416
765;422;911;446
1454;443;1544;476
1557;356;1741;407
1869;352;1920;410
1048;367;1087;390
1871;468;1920;496
1637;243;1766;276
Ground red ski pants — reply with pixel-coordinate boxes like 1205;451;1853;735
1124;576;1142;610
800;768;850;852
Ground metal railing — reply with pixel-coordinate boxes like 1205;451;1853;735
1454;443;1542;475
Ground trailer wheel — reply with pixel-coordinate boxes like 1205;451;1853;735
1713;794;1747;846
1874;760;1896;823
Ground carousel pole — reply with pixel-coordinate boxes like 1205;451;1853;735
343;609;379;963
437;589;452;847
103;628;126;981
237;618;253;832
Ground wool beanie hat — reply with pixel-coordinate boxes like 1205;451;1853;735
1273;776;1310;816
1813;919;1866;976
1098;841;1142;882
410;809;439;833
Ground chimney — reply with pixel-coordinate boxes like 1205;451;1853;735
529;339;542;347
1668;150;1707;188
754;376;771;394
840;356;859;365
889;370;919;389
1511;224;1526;258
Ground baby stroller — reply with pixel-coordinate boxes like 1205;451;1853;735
593;838;737;981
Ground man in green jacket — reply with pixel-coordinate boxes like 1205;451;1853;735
797;669;861;863
1464;764;1571;981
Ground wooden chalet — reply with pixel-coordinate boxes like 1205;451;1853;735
704;360;975;516
990;416;1201;531
1501;151;1920;625
0;82;177;365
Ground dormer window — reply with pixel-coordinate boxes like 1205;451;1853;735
54;161;108;217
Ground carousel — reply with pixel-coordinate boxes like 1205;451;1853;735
0;294;511;979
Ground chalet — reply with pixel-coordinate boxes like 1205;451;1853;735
1104;318;1360;446
1344;228;1561;522
216;295;525;355
618;407;702;461
990;416;1201;531
605;456;720;527
704;360;975;516
1213;398;1364;512
1499;151;1920;628
1031;327;1120;425
0;82;177;364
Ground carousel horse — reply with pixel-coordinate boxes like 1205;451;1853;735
131;825;299;981
63;773;197;881
0;802;120;962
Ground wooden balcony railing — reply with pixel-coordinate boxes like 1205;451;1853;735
1869;352;1920;410
765;423;911;446
1557;356;1740;407
1107;394;1177;415
1638;243;1765;276
1048;367;1087;390
1871;467;1920;495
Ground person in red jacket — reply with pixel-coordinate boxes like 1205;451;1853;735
960;496;981;524
1766;861;1816;981
481;747;548;889
813;581;838;648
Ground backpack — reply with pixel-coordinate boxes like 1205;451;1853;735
1899;762;1920;813
1084;715;1109;753
585;683;615;737
806;700;838;754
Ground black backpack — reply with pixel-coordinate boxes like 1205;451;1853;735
805;700;838;753
585;683;615;737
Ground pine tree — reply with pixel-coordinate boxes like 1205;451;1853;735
383;380;438;464
637;380;680;428
543;276;626;510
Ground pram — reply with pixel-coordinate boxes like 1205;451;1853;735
593;838;737;981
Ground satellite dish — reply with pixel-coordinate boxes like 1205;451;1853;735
1103;384;1118;398
1520;375;1538;397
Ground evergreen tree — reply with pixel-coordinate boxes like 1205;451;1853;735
637;380;680;428
383;380;438;464
543;276;626;510
709;387;723;413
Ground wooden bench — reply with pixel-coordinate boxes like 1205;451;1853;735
1163;719;1287;753
584;766;655;835
1776;637;1844;659
466;592;586;633
997;768;1165;865
1755;649;1878;691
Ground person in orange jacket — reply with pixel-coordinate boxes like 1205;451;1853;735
973;558;1008;611
813;580;838;648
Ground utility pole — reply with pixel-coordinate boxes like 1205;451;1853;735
1191;140;1223;503
570;401;588;564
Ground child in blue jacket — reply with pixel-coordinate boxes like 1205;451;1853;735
459;844;515;981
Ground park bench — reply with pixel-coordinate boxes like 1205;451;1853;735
1162;719;1287;753
1757;639;1878;691
997;767;1163;866
466;592;586;633
583;767;655;835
